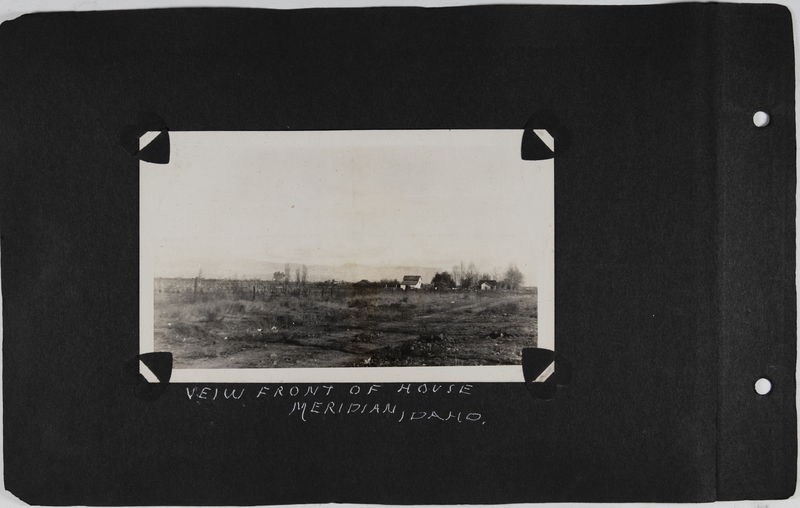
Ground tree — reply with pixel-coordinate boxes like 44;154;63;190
197;265;203;280
295;267;300;286
460;261;479;289
503;263;525;290
452;260;469;287
273;271;285;282
491;267;502;283
461;272;475;290
452;265;461;287
301;264;308;285
431;271;455;288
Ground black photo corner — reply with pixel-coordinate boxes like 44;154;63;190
0;2;796;505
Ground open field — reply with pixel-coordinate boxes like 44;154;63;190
153;279;537;369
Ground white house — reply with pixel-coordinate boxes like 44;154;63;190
480;280;498;290
399;275;423;290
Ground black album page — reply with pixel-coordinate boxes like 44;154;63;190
0;3;795;505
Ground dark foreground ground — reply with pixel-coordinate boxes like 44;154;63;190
154;283;537;369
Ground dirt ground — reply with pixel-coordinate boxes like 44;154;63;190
154;284;537;369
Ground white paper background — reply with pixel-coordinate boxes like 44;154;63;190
141;130;554;382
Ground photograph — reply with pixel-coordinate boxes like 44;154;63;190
140;130;553;381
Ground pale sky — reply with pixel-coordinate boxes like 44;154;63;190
141;130;553;285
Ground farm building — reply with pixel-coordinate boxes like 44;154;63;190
350;279;378;296
399;275;423;290
479;280;498;290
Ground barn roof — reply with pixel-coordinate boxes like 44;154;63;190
479;280;498;286
401;275;422;282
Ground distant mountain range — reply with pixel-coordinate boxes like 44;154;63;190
155;258;443;284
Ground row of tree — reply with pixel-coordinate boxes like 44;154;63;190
272;263;308;286
200;260;525;290
433;261;525;290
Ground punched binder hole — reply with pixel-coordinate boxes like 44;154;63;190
753;111;770;127
755;378;772;395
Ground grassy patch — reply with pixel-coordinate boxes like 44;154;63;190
154;280;537;368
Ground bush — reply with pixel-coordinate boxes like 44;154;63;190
202;306;223;322
502;302;519;315
349;298;369;308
